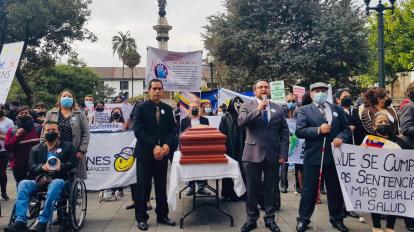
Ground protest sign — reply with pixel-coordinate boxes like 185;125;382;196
85;131;137;190
286;118;304;164
292;86;306;103
270;81;286;103
333;144;414;217
145;47;202;92
0;42;24;104
90;123;123;132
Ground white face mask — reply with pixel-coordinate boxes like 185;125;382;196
85;101;94;108
205;107;212;114
217;111;223;116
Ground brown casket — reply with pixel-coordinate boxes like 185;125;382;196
179;127;228;164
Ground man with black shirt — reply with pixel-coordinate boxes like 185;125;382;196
133;79;177;231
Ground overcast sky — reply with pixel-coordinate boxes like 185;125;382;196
70;0;373;67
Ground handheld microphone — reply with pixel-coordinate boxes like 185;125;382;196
262;95;268;111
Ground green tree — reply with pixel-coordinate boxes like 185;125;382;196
112;31;137;89
203;0;368;90
29;65;114;108
123;48;141;97
366;0;414;87
0;0;96;105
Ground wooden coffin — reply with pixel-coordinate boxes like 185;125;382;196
179;127;228;165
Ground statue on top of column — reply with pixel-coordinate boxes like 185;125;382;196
158;0;167;17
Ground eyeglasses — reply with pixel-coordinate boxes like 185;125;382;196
287;100;296;103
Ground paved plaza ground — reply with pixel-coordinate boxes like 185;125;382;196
0;171;409;232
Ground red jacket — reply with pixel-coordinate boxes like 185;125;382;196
5;127;40;169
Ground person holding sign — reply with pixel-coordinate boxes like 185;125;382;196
295;82;351;232
238;80;289;232
361;112;404;232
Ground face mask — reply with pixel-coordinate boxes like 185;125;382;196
205;107;212;114
191;108;199;116
45;131;59;142
60;97;73;108
313;92;328;105
217;112;223;116
384;98;392;108
95;107;104;112
37;111;46;116
287;102;297;110
0;110;4;118
85;101;94;108
375;124;391;136
341;97;353;107
9;105;16;111
17;115;34;131
112;112;121;120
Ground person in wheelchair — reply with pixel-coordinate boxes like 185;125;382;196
5;121;77;232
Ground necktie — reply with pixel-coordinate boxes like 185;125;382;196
318;104;327;122
262;110;268;126
156;106;160;124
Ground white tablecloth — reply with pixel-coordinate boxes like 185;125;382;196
167;151;246;210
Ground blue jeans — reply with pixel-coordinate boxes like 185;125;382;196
15;179;65;224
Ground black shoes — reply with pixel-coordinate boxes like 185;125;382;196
280;187;288;193
296;222;308;232
407;226;414;232
241;222;257;232
4;221;28;232
197;186;211;195
157;217;176;226
137;221;148;231
320;186;326;195
332;221;349;232
30;222;47;232
265;221;281;232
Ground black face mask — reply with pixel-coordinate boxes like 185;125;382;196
375;124;391;136
112;113;121;120
37;111;46;116
0;110;4;118
95;107;104;112
45;131;59;142
341;97;353;107
384;98;392;108
17;116;34;131
191;108;199;116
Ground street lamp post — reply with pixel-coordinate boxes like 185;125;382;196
364;0;396;88
207;54;214;90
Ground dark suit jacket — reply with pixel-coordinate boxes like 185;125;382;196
238;100;289;164
296;103;351;166
179;116;209;133
399;101;414;149
133;100;176;161
28;140;76;180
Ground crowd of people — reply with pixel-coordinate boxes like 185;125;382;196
0;79;414;232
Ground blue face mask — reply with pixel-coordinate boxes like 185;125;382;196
60;97;73;108
313;92;328;105
287;102;297;110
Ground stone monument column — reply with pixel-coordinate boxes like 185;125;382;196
153;0;172;51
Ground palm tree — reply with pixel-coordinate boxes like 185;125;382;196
112;31;137;93
123;48;141;97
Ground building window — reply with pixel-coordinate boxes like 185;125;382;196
120;80;129;90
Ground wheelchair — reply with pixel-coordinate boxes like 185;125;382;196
8;177;87;231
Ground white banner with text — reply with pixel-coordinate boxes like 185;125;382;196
333;144;414;217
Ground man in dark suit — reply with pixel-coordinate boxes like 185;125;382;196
179;100;210;196
295;82;351;232
133;79;177;231
238;80;289;232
